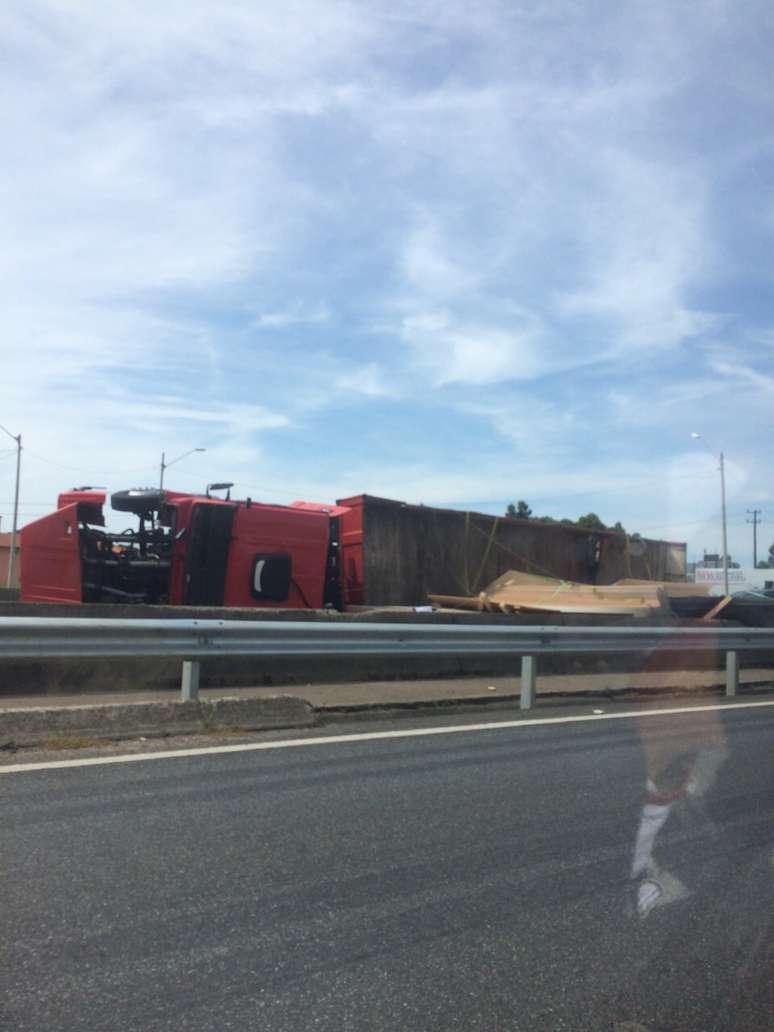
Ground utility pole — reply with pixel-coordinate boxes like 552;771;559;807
719;452;729;595
160;447;206;490
0;425;22;588
747;508;762;568
691;433;729;595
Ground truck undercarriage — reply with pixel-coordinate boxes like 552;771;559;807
79;490;174;604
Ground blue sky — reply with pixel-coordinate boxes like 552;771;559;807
2;0;773;564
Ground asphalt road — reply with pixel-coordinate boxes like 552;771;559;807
3;705;774;1032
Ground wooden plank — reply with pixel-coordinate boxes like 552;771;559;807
431;571;672;615
517;603;652;616
486;583;662;597
615;578;714;598
702;595;733;621
484;570;566;592
485;587;664;607
482;579;671;617
427;594;485;611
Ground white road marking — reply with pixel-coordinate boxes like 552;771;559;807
2;697;774;775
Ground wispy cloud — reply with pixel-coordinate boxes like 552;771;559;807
254;304;331;329
400;310;548;385
334;363;394;397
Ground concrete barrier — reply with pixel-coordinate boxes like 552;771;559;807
0;694;315;747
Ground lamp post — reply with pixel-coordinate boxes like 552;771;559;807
159;448;206;490
0;425;21;589
691;433;729;595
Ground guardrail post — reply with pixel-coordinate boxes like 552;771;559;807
725;650;739;698
181;660;201;701
520;655;536;710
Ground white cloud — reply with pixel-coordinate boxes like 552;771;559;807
458;394;578;454
254;304;331;328
116;396;291;434
397;309;545;385
1;0;772;571
555;151;717;351
399;219;480;298
334;363;394;397
707;355;774;394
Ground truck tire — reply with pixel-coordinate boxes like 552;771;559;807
111;489;166;515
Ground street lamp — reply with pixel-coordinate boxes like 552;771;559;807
159;448;206;490
0;424;21;589
691;432;729;595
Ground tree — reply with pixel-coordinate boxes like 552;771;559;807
576;513;607;531
506;508;632;533
506;500;532;519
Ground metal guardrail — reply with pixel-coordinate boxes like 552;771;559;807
1;617;773;707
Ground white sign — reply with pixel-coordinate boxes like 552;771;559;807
695;568;746;585
694;567;774;594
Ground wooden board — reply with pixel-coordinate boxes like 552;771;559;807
614;578;714;598
485;585;666;609
516;602;654;616
482;570;570;592
430;570;672;616
427;594;485;611
702;595;733;621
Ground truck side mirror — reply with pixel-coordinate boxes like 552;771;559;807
251;553;292;602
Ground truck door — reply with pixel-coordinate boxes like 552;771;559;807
183;503;236;606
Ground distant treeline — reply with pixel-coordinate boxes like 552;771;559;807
505;500;638;537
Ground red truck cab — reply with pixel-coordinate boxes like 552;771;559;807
21;487;349;608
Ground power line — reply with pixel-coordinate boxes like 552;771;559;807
0;511;54;517
167;466;297;499
23;449;154;476
0;503;55;510
632;519;719;532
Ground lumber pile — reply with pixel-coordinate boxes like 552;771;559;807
430;570;675;616
613;577;718;618
613;578;714;599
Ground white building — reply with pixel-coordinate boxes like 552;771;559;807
694;566;774;594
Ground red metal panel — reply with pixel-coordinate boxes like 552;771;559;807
20;503;83;603
165;491;242;605
223;503;330;608
164;494;332;609
336;494;365;606
57;490;106;510
165;496;197;605
289;500;351;517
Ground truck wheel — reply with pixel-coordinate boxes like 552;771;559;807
111;489;166;514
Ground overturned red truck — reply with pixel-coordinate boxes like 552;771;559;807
20;487;354;609
20;487;686;609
